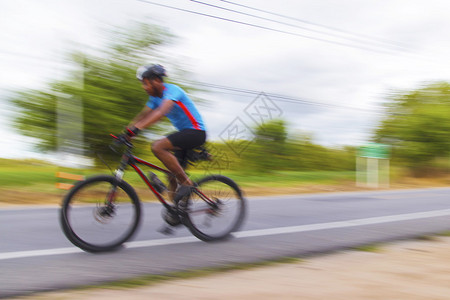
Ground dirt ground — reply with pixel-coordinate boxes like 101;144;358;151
14;236;450;300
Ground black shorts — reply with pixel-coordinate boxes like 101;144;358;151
167;129;206;150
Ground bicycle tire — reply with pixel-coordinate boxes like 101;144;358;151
60;175;141;253
182;175;246;242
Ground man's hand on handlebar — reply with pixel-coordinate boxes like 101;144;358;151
111;126;141;147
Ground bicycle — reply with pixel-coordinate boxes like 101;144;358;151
60;136;246;253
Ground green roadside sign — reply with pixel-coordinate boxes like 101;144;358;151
358;143;390;159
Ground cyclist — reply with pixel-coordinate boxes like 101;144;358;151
122;64;206;206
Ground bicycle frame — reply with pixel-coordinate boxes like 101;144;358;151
113;145;215;211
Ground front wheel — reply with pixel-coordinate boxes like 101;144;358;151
60;175;141;253
182;175;246;241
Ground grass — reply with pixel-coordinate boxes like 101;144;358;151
0;159;354;188
437;231;450;237
12;256;301;299
1;157;448;205
77;257;301;291
211;170;355;188
0;158;358;205
351;231;450;254
351;243;383;253
414;235;440;242
0;161;58;187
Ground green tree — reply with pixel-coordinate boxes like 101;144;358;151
284;137;355;171
374;82;450;174
241;119;288;172
238;120;356;173
10;22;200;163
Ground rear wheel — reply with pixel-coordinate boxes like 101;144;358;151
60;175;141;253
182;175;246;241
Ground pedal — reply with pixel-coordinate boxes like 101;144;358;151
162;207;181;226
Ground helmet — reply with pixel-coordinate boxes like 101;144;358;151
136;64;167;81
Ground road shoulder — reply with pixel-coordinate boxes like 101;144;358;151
13;236;450;300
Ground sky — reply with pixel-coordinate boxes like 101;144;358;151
1;0;450;160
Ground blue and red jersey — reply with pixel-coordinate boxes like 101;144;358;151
146;83;206;131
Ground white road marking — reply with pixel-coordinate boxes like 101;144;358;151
0;247;83;260
234;208;450;238
1;208;450;261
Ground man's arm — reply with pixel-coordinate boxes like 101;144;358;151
134;99;175;130
129;106;153;127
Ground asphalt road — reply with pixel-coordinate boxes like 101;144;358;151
1;187;450;298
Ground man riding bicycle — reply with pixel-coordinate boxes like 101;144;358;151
121;64;206;205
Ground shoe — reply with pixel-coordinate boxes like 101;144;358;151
162;208;181;226
174;185;193;212
149;172;167;193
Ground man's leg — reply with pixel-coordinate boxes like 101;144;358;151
154;130;206;207
167;176;178;203
151;138;193;186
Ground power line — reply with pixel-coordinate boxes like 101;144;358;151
186;81;383;114
218;0;410;50
136;0;402;55
191;0;409;53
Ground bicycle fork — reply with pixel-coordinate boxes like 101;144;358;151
97;165;126;220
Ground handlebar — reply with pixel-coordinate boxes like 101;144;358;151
109;134;133;154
